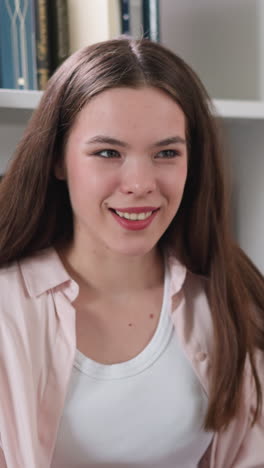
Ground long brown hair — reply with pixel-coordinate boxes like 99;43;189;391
0;38;263;430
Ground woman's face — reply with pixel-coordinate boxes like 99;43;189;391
59;86;188;257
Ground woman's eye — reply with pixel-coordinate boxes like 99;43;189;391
94;149;120;158
155;149;180;159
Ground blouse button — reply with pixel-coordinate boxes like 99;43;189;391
196;351;207;361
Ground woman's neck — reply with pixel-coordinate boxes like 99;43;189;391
58;242;164;296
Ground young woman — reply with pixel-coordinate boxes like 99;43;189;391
0;38;263;468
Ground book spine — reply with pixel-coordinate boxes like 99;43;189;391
67;0;121;53
0;40;2;88
34;0;51;90
120;0;130;34
142;0;160;41
48;0;70;72
0;0;37;90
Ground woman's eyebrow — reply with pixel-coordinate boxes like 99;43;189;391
84;135;186;147
153;136;186;147
84;136;129;147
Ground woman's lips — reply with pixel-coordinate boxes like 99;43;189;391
111;206;159;213
110;207;159;231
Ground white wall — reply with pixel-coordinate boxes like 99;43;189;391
160;0;261;100
225;119;264;272
0;109;31;173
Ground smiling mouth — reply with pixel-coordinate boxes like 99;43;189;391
110;208;158;221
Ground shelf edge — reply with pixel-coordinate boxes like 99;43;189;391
213;99;264;119
0;89;43;109
1;90;264;119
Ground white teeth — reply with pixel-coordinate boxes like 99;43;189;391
115;210;153;220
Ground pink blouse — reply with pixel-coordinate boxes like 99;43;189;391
0;248;263;467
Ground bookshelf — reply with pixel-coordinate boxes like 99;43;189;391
3;89;264;119
0;0;264;272
0;90;41;109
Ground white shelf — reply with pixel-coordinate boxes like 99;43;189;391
0;89;42;109
1;90;264;121
213;99;264;120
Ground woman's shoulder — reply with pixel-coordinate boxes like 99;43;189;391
0;258;22;293
167;253;209;306
0;247;67;302
0;246;78;324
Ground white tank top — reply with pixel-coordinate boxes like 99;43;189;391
51;265;213;467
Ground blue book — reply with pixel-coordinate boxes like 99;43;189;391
0;39;2;87
120;0;130;35
0;0;37;89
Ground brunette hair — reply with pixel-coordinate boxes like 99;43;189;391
0;38;263;430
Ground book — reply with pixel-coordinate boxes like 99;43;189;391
120;0;130;35
142;0;160;41
0;0;38;89
120;0;143;38
0;41;2;87
48;0;70;72
67;0;122;53
34;0;51;90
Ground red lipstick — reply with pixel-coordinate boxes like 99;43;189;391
110;207;159;231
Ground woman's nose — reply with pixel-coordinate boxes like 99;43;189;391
119;159;157;196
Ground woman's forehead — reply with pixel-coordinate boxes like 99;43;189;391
70;86;186;138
